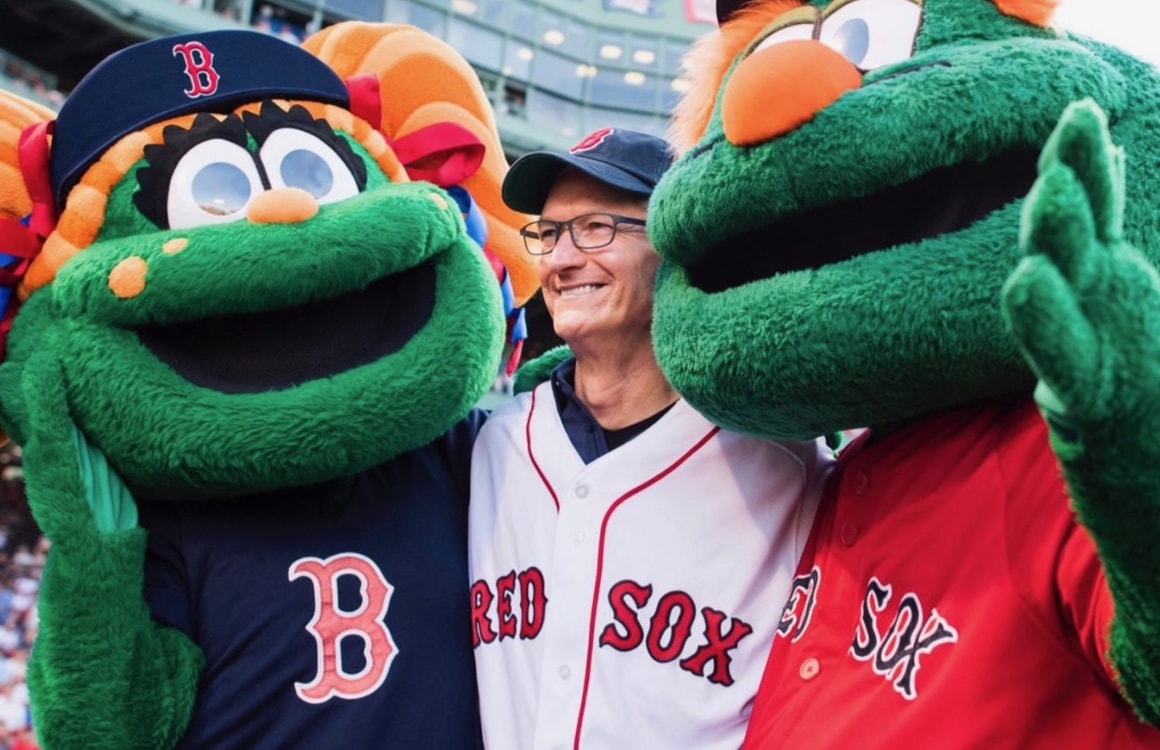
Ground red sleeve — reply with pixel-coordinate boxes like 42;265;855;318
1000;401;1119;688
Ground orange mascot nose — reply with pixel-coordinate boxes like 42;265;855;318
722;39;862;147
247;187;320;224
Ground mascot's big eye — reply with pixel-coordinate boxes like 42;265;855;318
818;0;922;71
167;139;265;229
258;128;361;205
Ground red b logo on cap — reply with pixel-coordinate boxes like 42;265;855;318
172;41;221;99
570;127;614;154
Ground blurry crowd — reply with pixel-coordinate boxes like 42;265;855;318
0;444;42;750
0;50;65;111
1;2;314;109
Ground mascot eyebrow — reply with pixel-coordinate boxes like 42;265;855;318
133;101;367;228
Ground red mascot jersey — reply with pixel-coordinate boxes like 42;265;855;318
744;397;1160;749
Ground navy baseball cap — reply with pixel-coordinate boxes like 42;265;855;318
502;127;674;214
50;29;350;208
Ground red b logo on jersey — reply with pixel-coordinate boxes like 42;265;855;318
172;41;220;98
289;553;398;704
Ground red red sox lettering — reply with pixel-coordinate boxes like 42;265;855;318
471;567;548;644
599;580;753;686
472;570;753;687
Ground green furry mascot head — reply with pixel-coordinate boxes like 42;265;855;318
652;0;1159;439
0;25;535;497
650;0;1160;735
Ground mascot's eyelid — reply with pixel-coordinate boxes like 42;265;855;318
244;103;335;146
817;0;924;71
820;0;923;19
745;7;821;58
150;114;252;166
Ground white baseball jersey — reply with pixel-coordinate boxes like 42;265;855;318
469;382;834;750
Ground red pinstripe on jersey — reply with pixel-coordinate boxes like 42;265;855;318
524;391;721;749
526;387;561;512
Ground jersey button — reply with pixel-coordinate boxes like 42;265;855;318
799;658;821;681
559;665;572;680
852;470;870;495
840;522;859;546
574;532;586;544
575;484;590;499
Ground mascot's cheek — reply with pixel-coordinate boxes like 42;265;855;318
722;40;861;147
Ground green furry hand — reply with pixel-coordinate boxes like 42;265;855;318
513;344;573;394
22;351;137;537
1002;99;1160;446
1002;98;1160;725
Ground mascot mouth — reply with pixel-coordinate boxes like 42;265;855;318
136;261;436;393
686;148;1040;293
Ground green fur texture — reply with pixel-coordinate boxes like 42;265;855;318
1003;101;1160;722
0;180;502;498
652;4;1157;440
20;351;203;748
651;0;1160;724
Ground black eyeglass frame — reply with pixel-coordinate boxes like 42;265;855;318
519;212;647;256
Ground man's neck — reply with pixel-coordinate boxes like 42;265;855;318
570;345;678;430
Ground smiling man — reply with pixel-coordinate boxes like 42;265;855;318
467;128;835;749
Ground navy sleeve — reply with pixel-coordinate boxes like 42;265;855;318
136;499;195;637
432;409;487;500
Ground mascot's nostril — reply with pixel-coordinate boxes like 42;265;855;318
722;39;862;147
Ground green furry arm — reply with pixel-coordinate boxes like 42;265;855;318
20;352;204;749
1003;100;1160;724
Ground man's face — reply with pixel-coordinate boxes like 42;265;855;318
536;170;657;347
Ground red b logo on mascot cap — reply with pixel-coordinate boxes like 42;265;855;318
172;41;221;99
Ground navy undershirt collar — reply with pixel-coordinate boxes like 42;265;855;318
549;357;673;464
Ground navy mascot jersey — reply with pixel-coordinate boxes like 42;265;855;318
137;413;486;749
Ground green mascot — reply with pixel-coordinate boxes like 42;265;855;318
650;0;1160;746
0;21;534;750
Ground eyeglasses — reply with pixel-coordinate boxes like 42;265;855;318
519;212;647;255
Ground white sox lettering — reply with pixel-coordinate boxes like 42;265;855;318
471;567;548;646
598;579;754;686
849;577;958;700
288;553;397;704
777;567;821;643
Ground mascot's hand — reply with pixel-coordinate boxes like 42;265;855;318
513;344;573;394
1002;98;1160;726
1002;99;1160;448
21;350;137;539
